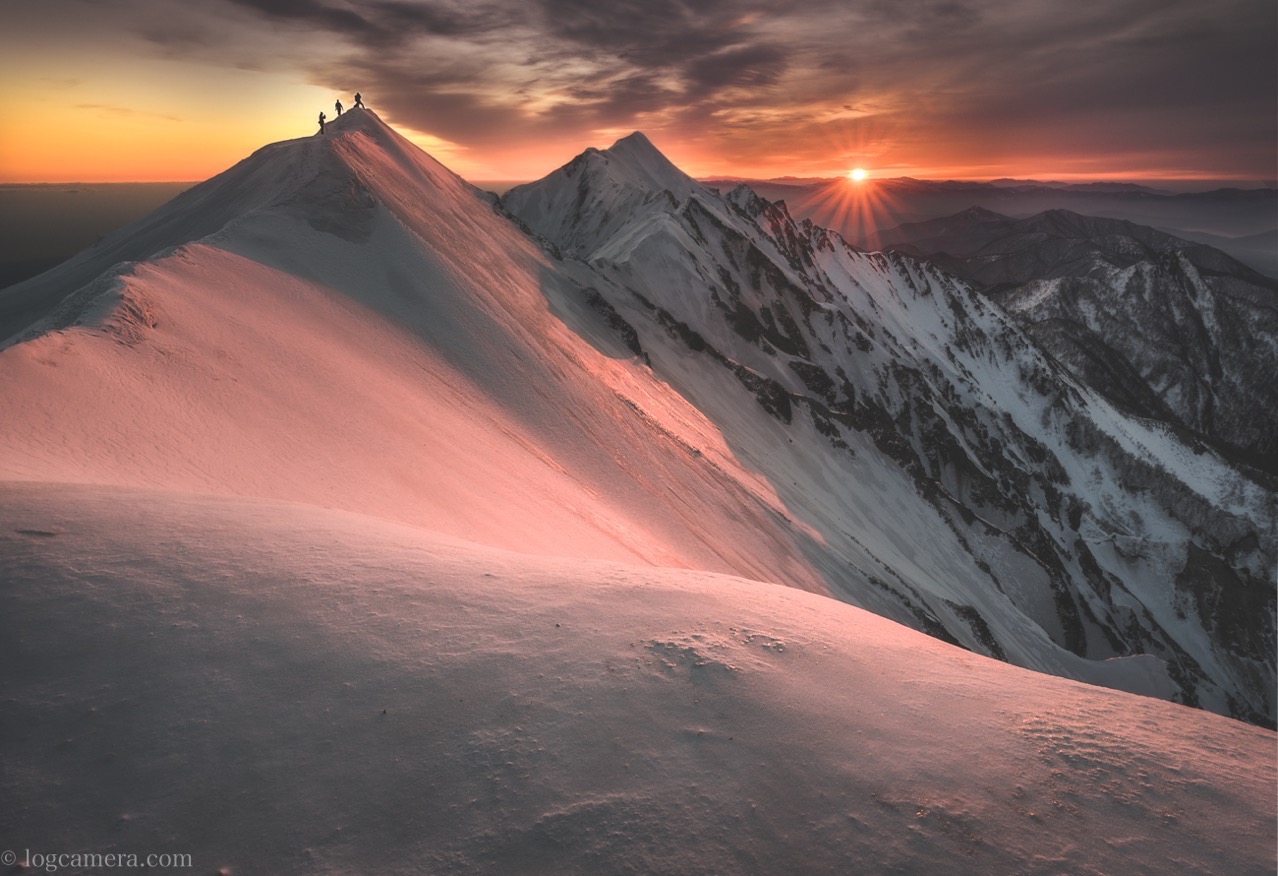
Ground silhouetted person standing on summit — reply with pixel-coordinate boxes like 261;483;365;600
335;99;343;116
353;92;365;109
318;111;326;134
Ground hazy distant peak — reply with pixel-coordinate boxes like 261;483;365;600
955;205;1010;221
988;177;1063;188
1061;181;1166;195
1020;208;1155;240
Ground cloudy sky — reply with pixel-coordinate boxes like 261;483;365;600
1;0;1273;183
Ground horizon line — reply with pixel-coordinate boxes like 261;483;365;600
3;176;1275;190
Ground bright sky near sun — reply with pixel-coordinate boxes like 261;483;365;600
1;0;1273;183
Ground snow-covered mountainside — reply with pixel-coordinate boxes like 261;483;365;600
4;483;1274;875
505;137;1276;726
2;109;1274;873
878;208;1278;472
0;110;836;591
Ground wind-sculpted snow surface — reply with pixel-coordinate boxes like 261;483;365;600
505;136;1276;725
3;484;1274;875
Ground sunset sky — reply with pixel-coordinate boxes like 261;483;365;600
1;0;1274;184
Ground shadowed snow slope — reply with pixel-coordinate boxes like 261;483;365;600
504;135;1276;725
3;483;1274;876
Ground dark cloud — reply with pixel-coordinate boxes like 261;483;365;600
226;0;376;39
536;0;745;58
139;22;221;54
683;43;788;96
66;0;1275;178
566;72;682;120
223;0;518;48
917;1;1276;173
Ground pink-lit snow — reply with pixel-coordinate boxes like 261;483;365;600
3;484;1273;875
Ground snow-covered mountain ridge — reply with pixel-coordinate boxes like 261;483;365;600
505;136;1276;726
0;108;836;587
1;111;1273;729
2;109;1274;873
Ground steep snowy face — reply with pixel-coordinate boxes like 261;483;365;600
879;208;1278;471
505;146;1277;725
998;258;1278;472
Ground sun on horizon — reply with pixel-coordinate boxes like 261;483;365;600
849;168;868;182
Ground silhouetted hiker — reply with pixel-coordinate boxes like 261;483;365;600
318;111;326;134
354;92;365;109
335;99;343;116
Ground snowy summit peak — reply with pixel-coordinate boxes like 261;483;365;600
325;105;383;133
597;131;694;195
0;105;477;343
606;131;661;160
501;131;706;259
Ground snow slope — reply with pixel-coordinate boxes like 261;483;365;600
0;109;826;590
4;483;1274;875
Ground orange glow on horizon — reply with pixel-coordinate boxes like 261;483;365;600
812;177;913;246
0;57;335;183
0;106;299;183
2;92;1267;187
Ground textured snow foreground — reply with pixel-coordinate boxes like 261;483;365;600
3;484;1273;875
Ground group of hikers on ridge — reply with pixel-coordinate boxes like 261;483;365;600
318;92;365;134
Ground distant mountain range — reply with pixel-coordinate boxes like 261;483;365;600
702;176;1278;277
988;179;1175;194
